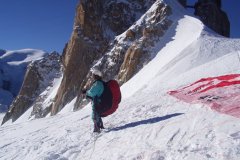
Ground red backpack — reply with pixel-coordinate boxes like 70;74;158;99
95;80;121;117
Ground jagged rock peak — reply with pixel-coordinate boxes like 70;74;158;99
2;52;62;124
74;0;156;40
194;0;230;37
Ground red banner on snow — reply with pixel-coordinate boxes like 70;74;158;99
169;74;240;118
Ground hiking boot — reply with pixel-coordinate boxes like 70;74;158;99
93;123;100;133
98;118;104;129
93;127;100;133
98;122;104;129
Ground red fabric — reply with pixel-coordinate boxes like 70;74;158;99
101;80;121;117
169;74;240;118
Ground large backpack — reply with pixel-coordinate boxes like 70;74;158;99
95;80;121;117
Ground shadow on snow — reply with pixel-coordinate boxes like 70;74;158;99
106;113;184;132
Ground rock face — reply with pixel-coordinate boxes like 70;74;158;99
50;0;174;112
2;52;61;124
117;3;172;85
51;0;107;114
52;0;158;114
194;0;230;37
73;0;172;110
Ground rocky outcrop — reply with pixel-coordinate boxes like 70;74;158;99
51;31;98;114
51;0;107;115
71;0;173;110
118;45;144;83
67;1;172;111
194;0;230;37
2;52;61;124
52;0;157;114
30;53;62;119
89;2;172;86
118;3;172;84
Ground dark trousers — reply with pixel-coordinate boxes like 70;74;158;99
91;98;103;129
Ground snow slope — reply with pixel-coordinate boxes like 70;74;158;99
1;96;240;160
0;49;47;112
0;49;46;65
1;0;240;160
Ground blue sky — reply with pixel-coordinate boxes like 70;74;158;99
0;0;78;53
0;0;239;53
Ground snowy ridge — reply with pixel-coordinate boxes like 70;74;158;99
0;49;46;65
121;14;204;98
0;0;240;159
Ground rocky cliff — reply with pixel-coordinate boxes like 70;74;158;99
2;52;61;124
50;0;175;113
194;0;230;37
74;0;173;110
51;0;160;114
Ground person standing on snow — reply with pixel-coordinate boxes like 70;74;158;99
82;69;105;133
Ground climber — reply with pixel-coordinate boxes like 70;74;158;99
82;69;105;133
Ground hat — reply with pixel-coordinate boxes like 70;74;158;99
91;69;102;77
